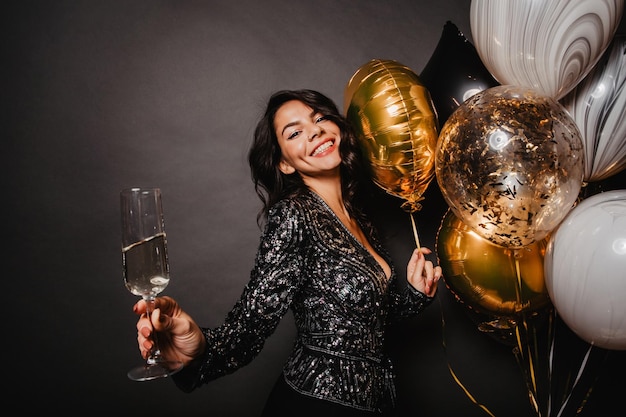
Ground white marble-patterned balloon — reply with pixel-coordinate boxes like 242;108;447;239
470;0;624;99
560;35;626;182
544;190;626;350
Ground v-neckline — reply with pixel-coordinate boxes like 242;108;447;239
309;190;392;279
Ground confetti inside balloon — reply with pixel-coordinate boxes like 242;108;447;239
436;85;585;248
345;59;439;213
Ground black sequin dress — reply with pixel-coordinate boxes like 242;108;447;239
172;189;433;413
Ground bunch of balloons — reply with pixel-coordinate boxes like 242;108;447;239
433;1;626;415
343;1;626;415
343;1;626;350
452;0;625;349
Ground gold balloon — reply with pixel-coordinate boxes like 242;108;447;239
436;85;585;248
345;59;439;212
436;209;551;322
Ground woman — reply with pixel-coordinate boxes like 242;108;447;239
133;89;442;416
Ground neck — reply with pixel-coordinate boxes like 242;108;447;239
305;177;348;219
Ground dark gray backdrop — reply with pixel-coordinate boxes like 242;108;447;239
6;1;625;415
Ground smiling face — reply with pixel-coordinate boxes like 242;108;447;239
274;100;342;181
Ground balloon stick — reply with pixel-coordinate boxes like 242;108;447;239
410;212;421;250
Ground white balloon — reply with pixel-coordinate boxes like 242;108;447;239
544;190;626;350
561;36;626;182
470;0;624;99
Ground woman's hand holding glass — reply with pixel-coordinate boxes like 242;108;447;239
133;296;206;366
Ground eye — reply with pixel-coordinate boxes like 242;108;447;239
287;130;302;140
315;115;327;123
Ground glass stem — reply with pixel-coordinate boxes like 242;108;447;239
144;297;163;365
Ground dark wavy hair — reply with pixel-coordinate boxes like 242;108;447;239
248;89;375;228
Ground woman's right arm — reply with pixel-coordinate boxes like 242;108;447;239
133;199;305;391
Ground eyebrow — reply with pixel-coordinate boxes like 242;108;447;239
280;109;317;136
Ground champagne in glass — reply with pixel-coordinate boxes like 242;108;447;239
121;187;183;381
124;233;169;299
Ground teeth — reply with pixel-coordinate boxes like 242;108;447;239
312;141;333;156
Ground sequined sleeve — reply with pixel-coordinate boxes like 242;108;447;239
387;281;434;323
173;199;305;391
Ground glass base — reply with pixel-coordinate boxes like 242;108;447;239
127;360;183;381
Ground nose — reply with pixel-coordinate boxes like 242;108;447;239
308;125;323;141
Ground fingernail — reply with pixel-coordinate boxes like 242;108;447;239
140;326;151;337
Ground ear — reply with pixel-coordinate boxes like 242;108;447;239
279;159;296;174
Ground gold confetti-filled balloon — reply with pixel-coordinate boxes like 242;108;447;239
436;209;551;320
436;85;585;248
345;59;439;212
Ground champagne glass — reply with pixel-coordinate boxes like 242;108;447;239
120;187;183;381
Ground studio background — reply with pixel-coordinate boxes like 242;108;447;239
6;1;625;415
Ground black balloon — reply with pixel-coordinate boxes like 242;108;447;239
420;21;499;129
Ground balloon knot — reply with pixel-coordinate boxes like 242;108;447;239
401;200;423;213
